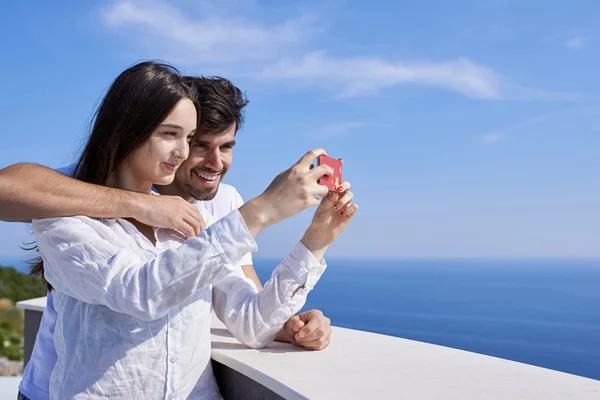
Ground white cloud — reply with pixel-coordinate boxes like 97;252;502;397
259;51;583;101
100;1;583;103
566;36;585;50
480;133;502;144
101;0;316;64
314;121;385;138
261;52;502;99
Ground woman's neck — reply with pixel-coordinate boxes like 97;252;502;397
106;167;157;246
107;167;152;194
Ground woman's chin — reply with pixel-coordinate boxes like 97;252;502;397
154;174;176;186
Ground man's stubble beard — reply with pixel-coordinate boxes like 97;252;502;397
173;171;223;202
189;184;219;201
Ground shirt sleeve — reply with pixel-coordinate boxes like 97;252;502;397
55;164;77;177
212;241;326;349
33;210;257;321
233;188;253;266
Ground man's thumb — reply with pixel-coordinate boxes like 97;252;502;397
291;316;305;332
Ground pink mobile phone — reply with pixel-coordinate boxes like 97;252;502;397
317;155;343;191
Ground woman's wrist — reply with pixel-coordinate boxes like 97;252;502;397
301;228;330;261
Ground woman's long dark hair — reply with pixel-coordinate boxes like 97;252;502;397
29;61;200;290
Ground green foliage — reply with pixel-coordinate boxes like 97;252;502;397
0;265;47;303
0;265;47;361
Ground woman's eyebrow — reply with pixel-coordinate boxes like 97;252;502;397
158;123;183;130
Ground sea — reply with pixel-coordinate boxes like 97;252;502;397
254;258;600;381
6;257;600;381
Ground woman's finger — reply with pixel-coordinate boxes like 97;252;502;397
341;203;358;219
336;180;351;193
333;191;353;211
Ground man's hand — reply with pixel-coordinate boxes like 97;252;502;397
240;149;333;237
132;194;205;238
279;310;332;351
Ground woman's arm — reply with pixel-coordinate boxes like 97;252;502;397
34;211;257;321
212;185;358;348
212;241;326;348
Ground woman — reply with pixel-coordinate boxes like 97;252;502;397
30;61;357;399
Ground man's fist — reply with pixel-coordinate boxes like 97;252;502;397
134;194;205;238
282;309;331;351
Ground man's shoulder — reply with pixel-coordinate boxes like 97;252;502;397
214;183;241;202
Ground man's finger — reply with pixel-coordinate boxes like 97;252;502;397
187;209;205;235
293;319;305;332
308;164;333;181
298;148;327;168
176;222;194;239
182;215;200;237
299;335;331;351
298;324;331;342
283;315;301;338
296;316;326;341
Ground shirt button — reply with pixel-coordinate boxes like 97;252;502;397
170;321;176;328
300;261;307;267
170;357;176;363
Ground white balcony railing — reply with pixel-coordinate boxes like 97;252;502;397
17;297;600;399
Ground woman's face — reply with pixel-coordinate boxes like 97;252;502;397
125;98;198;188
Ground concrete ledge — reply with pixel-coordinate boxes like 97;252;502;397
17;297;600;399
16;296;46;313
209;316;600;400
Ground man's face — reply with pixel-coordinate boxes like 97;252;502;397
173;124;236;201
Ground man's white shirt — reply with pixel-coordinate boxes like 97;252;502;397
20;174;326;400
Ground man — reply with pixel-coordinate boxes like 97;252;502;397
0;76;333;399
161;75;333;348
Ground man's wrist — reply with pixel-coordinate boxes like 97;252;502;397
274;327;292;344
121;190;146;221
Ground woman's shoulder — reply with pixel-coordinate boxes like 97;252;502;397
31;215;118;237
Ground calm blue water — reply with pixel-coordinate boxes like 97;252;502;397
5;257;600;380
254;258;600;381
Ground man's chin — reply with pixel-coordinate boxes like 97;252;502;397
190;184;219;201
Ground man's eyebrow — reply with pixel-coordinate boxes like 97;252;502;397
194;139;236;147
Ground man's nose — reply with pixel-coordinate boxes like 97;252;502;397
205;148;223;171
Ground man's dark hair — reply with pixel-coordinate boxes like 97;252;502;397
183;76;249;135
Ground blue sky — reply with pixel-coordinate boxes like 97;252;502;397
1;0;599;264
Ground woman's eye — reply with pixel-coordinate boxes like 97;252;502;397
163;131;177;137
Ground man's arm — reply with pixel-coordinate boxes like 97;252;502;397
0;163;204;236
